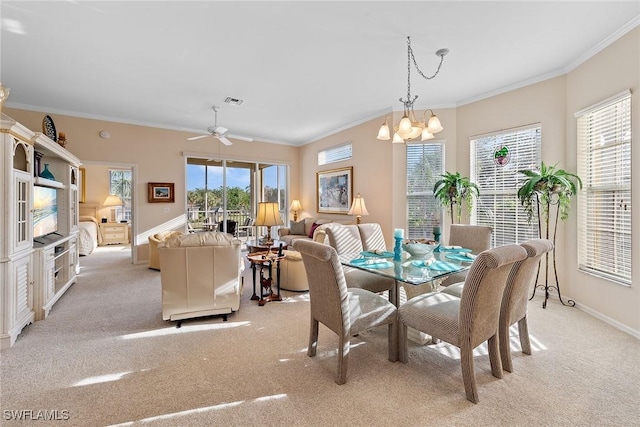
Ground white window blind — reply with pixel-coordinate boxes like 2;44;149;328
576;91;631;286
318;142;352;166
407;142;444;239
471;125;540;247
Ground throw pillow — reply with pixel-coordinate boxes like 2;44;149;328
308;222;320;238
289;219;306;235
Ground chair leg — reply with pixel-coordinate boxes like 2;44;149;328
518;316;532;355
336;334;349;385
499;322;513;373
388;322;398;362
308;318;319;357
460;342;479;404
398;324;408;363
488;334;503;379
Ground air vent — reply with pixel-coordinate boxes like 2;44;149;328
224;97;244;106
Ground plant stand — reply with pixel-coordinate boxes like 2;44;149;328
529;194;575;309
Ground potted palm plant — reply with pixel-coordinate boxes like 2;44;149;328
517;161;582;309
433;171;480;224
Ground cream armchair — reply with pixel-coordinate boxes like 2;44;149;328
158;232;244;324
148;230;185;270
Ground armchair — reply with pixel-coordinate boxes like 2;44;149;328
148;230;185;270
158;232;244;323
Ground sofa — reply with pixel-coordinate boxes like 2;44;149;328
148;230;185;270
158;232;244;323
278;217;354;246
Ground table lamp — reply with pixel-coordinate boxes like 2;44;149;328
289;199;302;221
255;202;283;245
347;193;369;224
103;194;123;222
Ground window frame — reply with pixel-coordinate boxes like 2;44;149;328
470;124;541;247
576;90;632;286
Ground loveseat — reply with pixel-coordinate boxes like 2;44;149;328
158;232;244;323
278;217;354;246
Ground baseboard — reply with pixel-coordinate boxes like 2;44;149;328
575;301;640;340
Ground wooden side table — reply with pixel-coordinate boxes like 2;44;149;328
247;252;286;306
245;239;287;254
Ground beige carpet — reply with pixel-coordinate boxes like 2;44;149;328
1;245;638;426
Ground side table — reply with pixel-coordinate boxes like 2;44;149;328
247;252;286;306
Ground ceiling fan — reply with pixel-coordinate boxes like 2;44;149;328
187;106;253;146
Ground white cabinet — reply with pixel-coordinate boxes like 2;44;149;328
33;234;78;321
99;222;129;245
1;114;81;349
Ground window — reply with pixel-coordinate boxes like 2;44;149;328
318;142;352;166
109;169;132;221
471;125;540;247
406;142;444;239
576;91;631;286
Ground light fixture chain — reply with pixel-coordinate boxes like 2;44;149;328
407;36;445;81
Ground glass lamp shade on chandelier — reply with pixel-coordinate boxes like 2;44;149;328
377;37;449;143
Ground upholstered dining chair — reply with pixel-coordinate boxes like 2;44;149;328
441;239;554;373
324;225;394;294
441;224;493;287
294;239;398;385
398;244;527;403
499;239;554;372
357;223;387;252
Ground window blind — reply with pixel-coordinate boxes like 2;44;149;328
406;142;444;239
576;91;631;285
471;124;541;247
318;142;352;166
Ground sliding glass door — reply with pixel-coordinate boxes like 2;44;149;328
186;158;288;240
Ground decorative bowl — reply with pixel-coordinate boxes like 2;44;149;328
402;240;439;258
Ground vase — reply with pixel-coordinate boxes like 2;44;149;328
39;164;55;180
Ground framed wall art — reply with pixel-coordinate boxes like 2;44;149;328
148;182;175;203
316;167;353;214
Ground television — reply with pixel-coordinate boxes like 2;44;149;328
33;185;58;238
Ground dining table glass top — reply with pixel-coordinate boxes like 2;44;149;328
339;246;474;286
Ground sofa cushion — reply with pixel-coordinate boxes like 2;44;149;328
289;219;306;235
308;222;320;238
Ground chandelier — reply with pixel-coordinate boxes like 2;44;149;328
377;37;449;143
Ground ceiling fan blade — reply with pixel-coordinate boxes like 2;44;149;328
187;134;210;141
219;136;233;146
227;133;254;142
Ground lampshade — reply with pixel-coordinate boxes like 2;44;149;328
348;193;369;224
289;199;302;212
375;37;448;143
103;194;123;207
255;202;284;227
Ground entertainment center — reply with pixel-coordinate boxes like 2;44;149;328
1;114;81;348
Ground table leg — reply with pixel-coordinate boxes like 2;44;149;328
250;262;259;300
390;280;399;307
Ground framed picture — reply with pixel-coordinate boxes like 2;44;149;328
148;182;175;203
316;167;353;214
78;167;86;203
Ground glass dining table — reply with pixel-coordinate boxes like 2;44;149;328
339;248;474;306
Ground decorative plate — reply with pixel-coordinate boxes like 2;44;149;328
42;115;57;142
440;246;472;253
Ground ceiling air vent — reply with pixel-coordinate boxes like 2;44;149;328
223;96;244;106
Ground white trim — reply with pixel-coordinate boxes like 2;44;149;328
564;15;640;74
574;89;632;117
575;300;640;340
469;122;542;141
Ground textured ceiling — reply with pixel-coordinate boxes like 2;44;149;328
2;1;639;145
